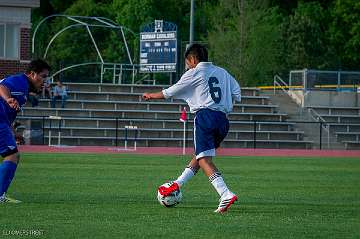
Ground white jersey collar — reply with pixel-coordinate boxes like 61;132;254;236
196;62;212;68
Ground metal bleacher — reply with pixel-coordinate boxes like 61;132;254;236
307;106;360;149
18;83;313;149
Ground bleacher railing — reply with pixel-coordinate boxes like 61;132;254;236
17;115;346;150
307;108;330;148
289;69;360;92
273;74;304;106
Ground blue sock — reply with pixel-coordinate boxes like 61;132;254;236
0;161;17;195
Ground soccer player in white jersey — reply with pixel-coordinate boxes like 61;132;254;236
143;43;241;213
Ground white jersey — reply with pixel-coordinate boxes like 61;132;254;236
162;62;241;114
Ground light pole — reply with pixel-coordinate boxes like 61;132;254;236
189;0;195;44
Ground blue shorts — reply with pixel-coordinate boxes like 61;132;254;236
194;109;229;159
0;123;18;158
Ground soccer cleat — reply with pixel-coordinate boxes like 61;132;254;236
214;193;237;213
158;181;179;197
0;194;22;204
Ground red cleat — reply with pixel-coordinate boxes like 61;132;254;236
158;182;180;197
214;193;237;213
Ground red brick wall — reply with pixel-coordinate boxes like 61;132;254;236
20;28;31;61
0;27;30;79
0;60;28;79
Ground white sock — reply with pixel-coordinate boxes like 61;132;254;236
209;172;230;197
175;167;196;187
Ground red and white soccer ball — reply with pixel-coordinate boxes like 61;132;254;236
157;182;182;207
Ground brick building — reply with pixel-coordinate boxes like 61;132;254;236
0;0;40;79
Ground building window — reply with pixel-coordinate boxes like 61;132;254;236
0;23;20;59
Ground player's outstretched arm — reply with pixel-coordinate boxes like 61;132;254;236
0;85;20;111
230;77;241;103
142;91;165;101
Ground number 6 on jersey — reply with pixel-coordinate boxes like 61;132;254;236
208;77;222;103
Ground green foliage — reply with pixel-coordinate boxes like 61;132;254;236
207;1;284;86
49;0;74;12
328;0;360;69
33;0;136;82
31;0;360;86
283;2;328;69
242;6;284;86
113;0;155;32
206;0;360;85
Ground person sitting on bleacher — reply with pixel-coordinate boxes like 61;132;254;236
51;80;68;108
42;77;52;98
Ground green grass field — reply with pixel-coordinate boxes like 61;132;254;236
0;153;359;238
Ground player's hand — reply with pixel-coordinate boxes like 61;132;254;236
142;93;151;101
6;98;20;111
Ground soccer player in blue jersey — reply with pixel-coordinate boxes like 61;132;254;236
0;59;50;203
143;44;241;213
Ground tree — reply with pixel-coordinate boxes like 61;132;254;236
283;2;329;70
32;0;359;85
207;1;284;86
38;0;134;82
328;0;360;70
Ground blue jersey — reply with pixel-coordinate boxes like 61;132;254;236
0;74;29;126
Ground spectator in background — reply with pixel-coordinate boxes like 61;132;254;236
28;92;39;107
51;80;67;108
42;77;52;98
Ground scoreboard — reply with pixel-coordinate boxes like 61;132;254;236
139;21;177;73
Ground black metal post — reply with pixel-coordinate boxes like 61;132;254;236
125;127;128;142
253;120;257;149
42;116;45;145
319;122;322;150
58;118;62;146
49;118;52;146
115;117;118;147
58;119;61;131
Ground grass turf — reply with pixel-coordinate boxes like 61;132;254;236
0;153;359;238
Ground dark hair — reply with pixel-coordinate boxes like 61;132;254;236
26;59;51;74
184;43;208;62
